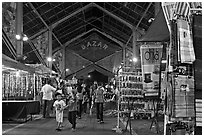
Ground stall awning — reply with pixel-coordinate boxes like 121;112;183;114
2;54;35;73
26;64;53;74
138;8;170;42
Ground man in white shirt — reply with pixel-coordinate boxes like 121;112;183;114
41;79;56;118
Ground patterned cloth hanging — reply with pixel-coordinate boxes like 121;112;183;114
177;19;195;64
174;2;191;20
170;20;178;66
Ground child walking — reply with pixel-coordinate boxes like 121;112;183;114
53;92;66;131
67;88;78;131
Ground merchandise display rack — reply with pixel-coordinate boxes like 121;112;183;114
114;66;148;134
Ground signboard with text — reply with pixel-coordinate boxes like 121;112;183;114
140;45;163;98
68;32;121;62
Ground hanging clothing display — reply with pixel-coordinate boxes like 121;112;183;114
170;20;178;66
177;19;195;64
172;75;195;118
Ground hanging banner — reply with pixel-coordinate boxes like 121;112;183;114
140;45;163;98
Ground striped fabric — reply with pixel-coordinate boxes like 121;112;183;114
175;2;191;19
177;19;195;63
162;2;177;22
195;99;202;127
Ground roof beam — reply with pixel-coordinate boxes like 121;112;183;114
92;3;133;29
93;29;132;51
53;27;131;54
124;2;153;48
29;3;93;40
29;2;64;48
52;3;93;29
92;3;145;36
29;27;48;40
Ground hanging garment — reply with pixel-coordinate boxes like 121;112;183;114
170;20;178;66
177;19;196;64
172;75;195;118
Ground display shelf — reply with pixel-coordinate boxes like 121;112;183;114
121;95;143;98
120;88;142;90
121;102;145;104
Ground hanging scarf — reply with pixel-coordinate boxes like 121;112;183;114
177;19;195;64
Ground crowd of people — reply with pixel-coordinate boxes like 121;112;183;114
40;78;117;131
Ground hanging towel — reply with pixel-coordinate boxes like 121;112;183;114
177;19;195;64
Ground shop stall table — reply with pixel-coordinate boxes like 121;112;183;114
2;100;40;122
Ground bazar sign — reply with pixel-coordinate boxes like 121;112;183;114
81;40;108;50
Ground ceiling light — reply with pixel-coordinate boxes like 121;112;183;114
52;59;56;62
22;35;28;41
133;57;138;62
66;68;69;72
15;34;21;40
47;57;52;62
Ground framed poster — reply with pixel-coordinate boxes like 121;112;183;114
140;45;163;98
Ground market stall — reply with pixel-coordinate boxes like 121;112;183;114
2;54;40;121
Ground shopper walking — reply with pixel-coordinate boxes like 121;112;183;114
76;85;83;119
53;92;66;131
41;79;56;118
93;82;105;124
82;92;89;114
67;88;78;132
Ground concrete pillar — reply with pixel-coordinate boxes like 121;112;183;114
132;27;137;63
16;2;23;59
61;46;66;79
48;27;52;69
122;47;126;67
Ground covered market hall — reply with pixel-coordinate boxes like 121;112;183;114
2;2;202;135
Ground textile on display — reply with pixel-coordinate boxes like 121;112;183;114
172;75;195;118
170;20;178;66
174;2;191;20
177;19;195;64
140;45;163;98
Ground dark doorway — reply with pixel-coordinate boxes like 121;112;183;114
87;70;108;84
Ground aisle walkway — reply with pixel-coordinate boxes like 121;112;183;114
2;114;128;135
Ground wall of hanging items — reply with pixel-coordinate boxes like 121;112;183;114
118;67;154;119
35;75;43;95
2;70;35;100
162;2;198;134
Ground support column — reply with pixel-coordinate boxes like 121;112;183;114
16;2;23;60
61;46;66;79
132;27;137;64
48;27;52;69
122;47;126;67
